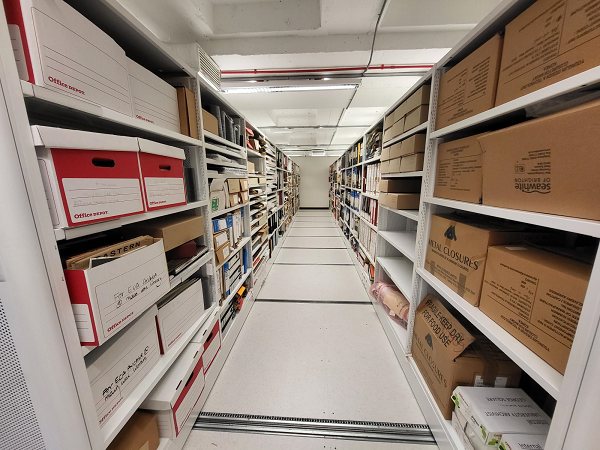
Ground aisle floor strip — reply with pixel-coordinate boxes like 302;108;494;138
255;298;371;304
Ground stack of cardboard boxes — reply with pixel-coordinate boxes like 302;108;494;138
383;85;430;143
381;134;426;175
209;178;250;213
212;208;244;266
378;179;421;210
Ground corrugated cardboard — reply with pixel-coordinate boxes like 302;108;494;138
201;109;219;135
436;35;503;130
404;85;431;114
399;134;426;157
479;99;600;221
240;179;250;191
239;190;249;203
379;193;420;210
412;295;521;420
213;230;229;249
380;160;391;174
383;117;405;142
135;215;204;252
404;105;429;132
107;411;159;450
496;0;600;105
209;179;228;212
434;134;484;204
228;193;240;207
480;245;592;374
247;161;255;173
387;157;402;174
379;179;422;193
226;178;241;193
400;153;424;172
215;242;231;265
499;434;547;450
381;146;391;161
176;87;199;139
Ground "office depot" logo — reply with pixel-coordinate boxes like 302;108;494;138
74;211;108;219
48;76;85;95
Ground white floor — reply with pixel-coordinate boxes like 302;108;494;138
183;210;433;449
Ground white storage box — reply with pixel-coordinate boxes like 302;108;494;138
499;434;546;450
156;279;206;354
137;139;187;211
5;0;133;115
33;126;145;228
452;410;488;450
141;343;205;438
127;58;180;132
193;316;221;374
86;306;160;428
65;238;169;346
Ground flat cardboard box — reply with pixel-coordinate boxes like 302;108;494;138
213;230;229;249
379;179;422;193
209;179;228;212
248;177;259;185
259;177;267;184
387;157;402;174
128;58;179;132
379;193;420;210
479;99;600;221
135;215;204;252
399;134;426;157
176;87;199;139
65;239;169;346
412;295;521;420
499;434;547;450
107;411;159;450
240;179;250;191
383;117;405;142
33;126;144;228
388;142;404;160
425;214;549;306
436;35;503;130
5;0;132;115
400;153;424;172
141;343;205;438
226;178;241;193
380;160;391;174
247;161;255;173
403;105;429;132
381;146;390;161
239;190;249;203
480;245;592;374
215;242;231;265
404;85;431;114
201;109;219;135
228;192;241;208
496;0;600;105
434;134;484;204
86;306;160;427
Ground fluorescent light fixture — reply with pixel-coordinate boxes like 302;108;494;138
198;71;220;92
222;84;359;94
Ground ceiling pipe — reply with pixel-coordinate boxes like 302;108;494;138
221;64;433;76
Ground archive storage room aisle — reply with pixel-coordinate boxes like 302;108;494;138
184;209;434;449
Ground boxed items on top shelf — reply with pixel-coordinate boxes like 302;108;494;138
384;85;430;142
370;281;409;328
201;109;219;135
107;411;159;450
480;245;592;374
412;294;522;419
364;162;380;195
436;34;503;130
381;134;426;174
176;87;199;138
141;343;205;438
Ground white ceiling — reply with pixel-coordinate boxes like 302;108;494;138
117;0;503;155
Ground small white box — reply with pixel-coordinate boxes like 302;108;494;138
65;239;169;346
6;0;133;115
33;126;145;228
86;306;160;428
499;434;546;450
191;315;221;374
141;343;205;438
156;279;205;354
127;58;180;132
452;410;488;450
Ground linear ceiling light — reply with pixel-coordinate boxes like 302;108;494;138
222;84;359;94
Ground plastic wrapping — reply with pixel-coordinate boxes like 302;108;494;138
369;281;409;328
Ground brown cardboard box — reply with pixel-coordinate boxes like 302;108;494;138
228;192;240;208
412;294;522;419
383;117;405;142
379;193;420;210
389;142;404;160
176;87;199;139
379;179;422;193
107;411;159;450
215;241;231;265
239;190;249;203
404;105;429;132
201;109;219;135
388;157;402;174
480;245;592;374
404;85;431;114
213;229;229;250
380;160;391;174
240;179;250;191
496;0;600;105
399;134;426;157
400;153;424;172
247;161;255;173
384;112;395;130
479;99;600;221
434;134;484;204
135;215;204;252
425;214;548;306
436;35;503;130
381;146;391;161
248;177;259;185
209;179;228;212
259;177;267;184
226;178;241;194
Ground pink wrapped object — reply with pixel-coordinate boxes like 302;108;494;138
370;281;410;328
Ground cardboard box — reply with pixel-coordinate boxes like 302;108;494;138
201;109;219;135
141;343;205;438
452;387;551;446
137;139;187;211
239;190;249;203
381;146;391;161
434;134;484;204
192;316;221;374
215;242;231;265
379;193;420;210
379;179;421;193
136;215;204;252
5;0;132;115
33;126;145;228
209;179;228;212
248;177;259;185
499;434;547;450
86;306;160;427
425;214;547;306
387;157;402;174
380;160;391;174
128;58;179;132
247;161;255;173
404;85;431;114
383;117;405;142
156;278;205;353
400;153;424;172
479;99;600;221
226;178;241;193
403;105;429;132
412;295;521;420
212;217;228;233
176;87;199;139
496;0;600;105
387;142;404;160
107;411;159;450
259;177;267;184
65;239;169;346
399;134;426;157
480;245;592;374
436;35;503;130
213;230;229;249
240;179;250;191
228;192;241;208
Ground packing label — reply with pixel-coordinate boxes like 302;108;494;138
144;177;185;207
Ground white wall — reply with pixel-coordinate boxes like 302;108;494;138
293;156;337;208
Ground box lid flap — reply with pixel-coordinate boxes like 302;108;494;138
137;138;185;160
31;126;138;152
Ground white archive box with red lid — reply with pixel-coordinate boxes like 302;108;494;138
85;305;160;428
3;0;133;116
191;314;221;374
64;238;169;347
127;58;180;132
137;138;187;211
33;126;146;228
141;343;205;438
